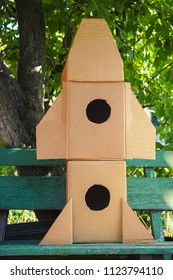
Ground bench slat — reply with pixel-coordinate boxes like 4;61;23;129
128;177;173;210
0;148;172;168
0;148;65;166
0;241;173;256
0;177;66;210
0;176;173;210
126;151;170;168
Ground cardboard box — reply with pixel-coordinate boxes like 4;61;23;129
67;82;125;160
36;19;155;161
37;82;155;160
67;160;126;243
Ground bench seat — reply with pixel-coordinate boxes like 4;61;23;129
0;241;173;258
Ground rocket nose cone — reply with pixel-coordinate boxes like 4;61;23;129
64;18;124;82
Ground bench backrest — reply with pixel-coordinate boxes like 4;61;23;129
0;148;173;241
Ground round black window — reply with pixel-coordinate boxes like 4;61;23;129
85;184;110;211
86;99;111;124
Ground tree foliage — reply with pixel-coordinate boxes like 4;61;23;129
0;0;173;147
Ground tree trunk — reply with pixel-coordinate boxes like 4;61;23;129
0;0;45;147
0;57;31;147
15;0;46;145
0;0;60;221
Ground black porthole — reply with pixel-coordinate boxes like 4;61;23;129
86;99;111;124
85;184;110;211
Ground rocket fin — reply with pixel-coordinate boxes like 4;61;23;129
125;83;155;159
36;92;67;159
122;199;155;243
39;198;73;245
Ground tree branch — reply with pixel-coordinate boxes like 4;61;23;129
147;62;173;85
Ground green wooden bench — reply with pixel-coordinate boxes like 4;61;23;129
0;148;173;259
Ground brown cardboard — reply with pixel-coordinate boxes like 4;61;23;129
66;18;124;82
68;82;125;160
61;61;67;85
36;91;67;159
36;18;155;161
39;198;72;245
67;161;126;243
37;81;155;160
122;199;155;243
125;83;155;159
37;18;156;245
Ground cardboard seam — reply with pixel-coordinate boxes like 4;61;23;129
66;81;125;83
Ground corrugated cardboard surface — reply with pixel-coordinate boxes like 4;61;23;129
125;83;156;159
67;161;126;243
36;81;155;160
68;82;125;160
66;18;124;82
36;93;67;159
122;199;155;243
39;198;73;245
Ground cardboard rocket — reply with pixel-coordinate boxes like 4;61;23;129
36;19;156;245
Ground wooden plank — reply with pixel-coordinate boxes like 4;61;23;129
144;167;154;178
0;148;172;168
127;177;173;210
126;151;171;168
0;148;65;166
0;176;173;210
151;211;164;241
144;167;165;242
0;241;172;256
0;176;66;210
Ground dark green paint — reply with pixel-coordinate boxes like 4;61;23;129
0;176;173;210
0;148;65;166
0;176;66;210
0;148;172;168
0;241;173;256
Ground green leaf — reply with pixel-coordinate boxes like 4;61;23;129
146;25;154;39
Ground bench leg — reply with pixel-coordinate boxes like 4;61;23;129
0;210;8;241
